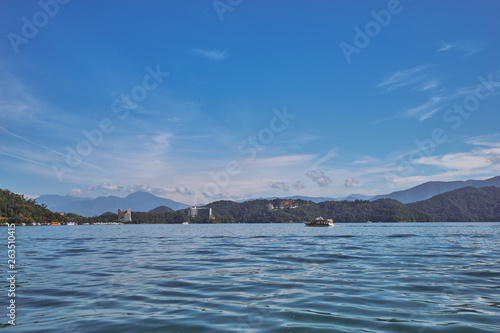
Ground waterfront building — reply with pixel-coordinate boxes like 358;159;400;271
188;206;214;219
118;208;132;222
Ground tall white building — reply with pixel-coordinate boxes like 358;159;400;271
188;206;213;218
118;208;132;222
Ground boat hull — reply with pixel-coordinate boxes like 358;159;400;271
304;222;334;227
304;217;334;227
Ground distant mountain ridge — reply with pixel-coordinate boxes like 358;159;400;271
371;176;500;203
240;194;373;203
36;192;189;217
34;175;500;217
36;194;88;207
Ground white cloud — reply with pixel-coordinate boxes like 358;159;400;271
437;41;482;57
126;184;152;193
437;44;453;52
466;134;500;148
414;149;500;170
406;96;442;117
404;96;445;121
202;191;232;200
486;153;500;164
67;188;89;198
378;65;429;92
192;48;227;60
344;177;358;188
153;132;173;146
420;80;440;91
98;182;124;191
126;184;194;196
268;181;289;192
306;169;332;187
249;154;315;168
292;181;304;190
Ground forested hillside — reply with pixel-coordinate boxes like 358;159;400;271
0;189;65;224
203;198;433;223
409;186;500;222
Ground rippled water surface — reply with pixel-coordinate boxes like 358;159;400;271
2;222;500;332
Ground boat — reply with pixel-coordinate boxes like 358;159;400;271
67;222;78;225
304;217;334;227
50;222;60;226
182;222;189;225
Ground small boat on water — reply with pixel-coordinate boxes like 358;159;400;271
304;217;334;227
50;222;60;226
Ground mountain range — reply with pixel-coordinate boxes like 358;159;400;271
372;175;500;203
34;175;500;217
240;194;373;203
36;192;189;217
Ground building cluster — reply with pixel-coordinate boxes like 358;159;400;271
188;206;215;219
268;200;298;211
117;208;132;222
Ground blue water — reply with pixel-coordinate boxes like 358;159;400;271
2;222;500;332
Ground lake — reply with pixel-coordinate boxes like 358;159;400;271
2;222;500;332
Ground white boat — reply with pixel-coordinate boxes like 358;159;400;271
182;222;189;225
304;217;334;227
67;222;78;225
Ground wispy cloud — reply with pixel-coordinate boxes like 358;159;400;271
437;41;483;57
0;72;41;122
466;134;500;148
405;96;443;121
0;151;49;167
312;148;338;168
378;65;430;92
192;48;227;60
249;154;315;168
413;134;500;172
414;152;491;170
420;80;440;92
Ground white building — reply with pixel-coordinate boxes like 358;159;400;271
118;208;132;222
188;206;213;218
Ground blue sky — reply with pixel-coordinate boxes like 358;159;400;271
1;0;500;205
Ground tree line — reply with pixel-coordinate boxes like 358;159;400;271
2;186;499;224
0;189;65;224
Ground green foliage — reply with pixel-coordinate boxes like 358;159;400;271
64;212;90;223
127;210;188;224
3;186;498;225
409;186;500;222
0;189;65;224
204;198;433;223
